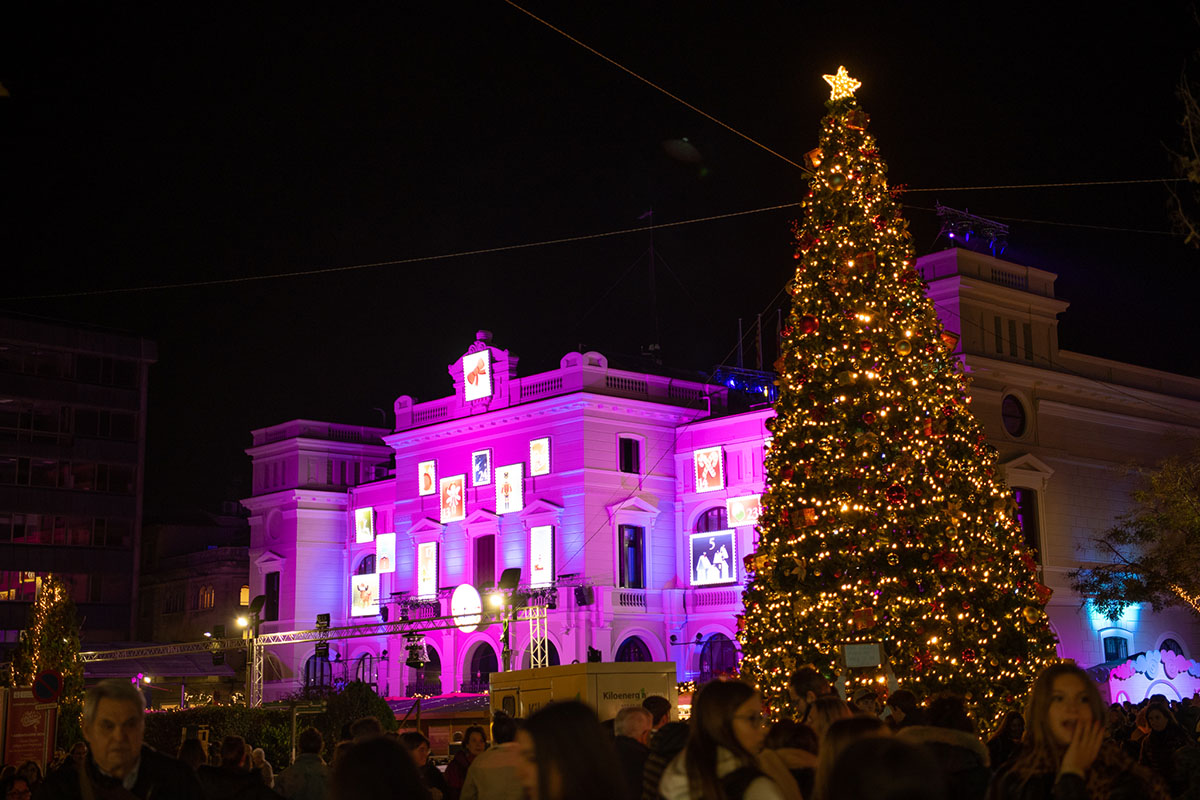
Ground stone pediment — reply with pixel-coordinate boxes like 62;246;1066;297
407;517;445;543
1001;453;1054;489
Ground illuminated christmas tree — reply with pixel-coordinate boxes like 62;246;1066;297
739;68;1058;725
11;575;85;746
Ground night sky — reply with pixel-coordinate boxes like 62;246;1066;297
4;4;1198;514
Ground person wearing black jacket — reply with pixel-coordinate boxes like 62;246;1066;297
614;707;654;800
197;735;280;799
34;679;203;800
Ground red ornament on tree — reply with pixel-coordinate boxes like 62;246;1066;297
886;484;906;504
798;315;820;335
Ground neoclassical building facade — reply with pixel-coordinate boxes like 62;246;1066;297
243;247;1200;703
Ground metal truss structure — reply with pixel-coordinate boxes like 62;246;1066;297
79;606;551;706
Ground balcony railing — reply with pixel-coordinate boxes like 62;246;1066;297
460;678;490;693
405;680;443;696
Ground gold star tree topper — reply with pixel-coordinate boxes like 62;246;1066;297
823;66;861;101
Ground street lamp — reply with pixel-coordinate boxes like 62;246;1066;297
245;595;266;707
495;569;522;672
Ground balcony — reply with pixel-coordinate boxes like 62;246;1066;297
460;678;490;693
404;679;443;696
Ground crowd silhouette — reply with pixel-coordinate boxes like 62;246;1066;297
8;665;1200;800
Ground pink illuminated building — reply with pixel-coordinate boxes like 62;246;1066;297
245;248;1200;703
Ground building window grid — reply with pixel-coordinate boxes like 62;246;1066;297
0;513;133;548
619;437;641;474
618;525;645;590
1012;488;1040;557
1103;635;1129;662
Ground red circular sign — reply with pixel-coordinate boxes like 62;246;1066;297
32;670;63;703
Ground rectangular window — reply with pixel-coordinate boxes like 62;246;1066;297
109;412;136;441
993;316;1003;354
475;534;496;589
265;571;280;621
619;437;640;474
106;518;132;548
1008;320;1018;357
618;525;645;589
1013;488;1040;557
1103;636;1129;662
108;464;134;494
30;459;59;488
1022;322;1033;361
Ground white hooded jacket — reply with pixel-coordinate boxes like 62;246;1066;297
658;746;785;800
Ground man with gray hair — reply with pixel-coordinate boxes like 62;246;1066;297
613;706;653;800
35;679;202;799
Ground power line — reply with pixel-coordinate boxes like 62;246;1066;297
7;189;1185;301
905;204;1175;236
4;204;800;301
907;178;1185;193
502;0;812;176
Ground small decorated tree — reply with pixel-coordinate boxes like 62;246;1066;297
739;68;1058;725
11;575;86;747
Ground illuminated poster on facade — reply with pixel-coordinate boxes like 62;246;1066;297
417;542;438;599
440;474;466;523
694;447;725;493
376;532;396;573
529;437;550;476
462;351;492;402
350;573;380;617
725;495;762;527
418;460;437;496
689;530;736;586
354;507;375;543
495;463;524;514
530;525;554;588
471;449;492;487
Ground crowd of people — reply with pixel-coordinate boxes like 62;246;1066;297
8;666;1200;800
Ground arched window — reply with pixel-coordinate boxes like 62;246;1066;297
354;653;375;683
696;507;728;532
522;640;561;669
356;554;376;575
1162;638;1185;657
409;647;442;696
304;654;332;691
463;644;498;692
197;585;214;610
698;633;738;684
239;584;250;606
616;636;652;663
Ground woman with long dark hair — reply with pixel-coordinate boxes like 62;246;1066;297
986;711;1024;770
515;700;627;800
987;663;1168;800
331;736;431;800
659;680;800;800
1138;701;1193;794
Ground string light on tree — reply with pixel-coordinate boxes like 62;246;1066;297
10;575;86;748
739;69;1058;728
